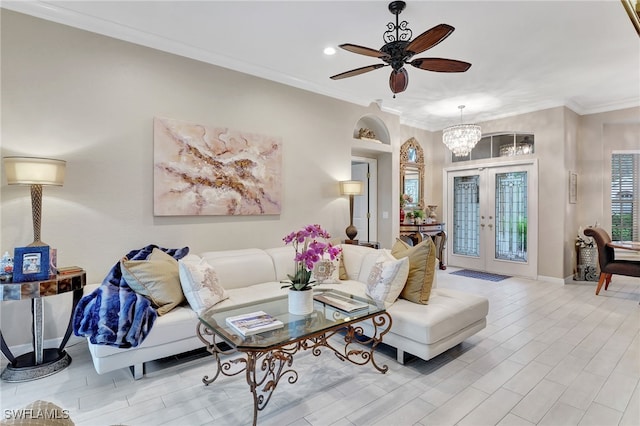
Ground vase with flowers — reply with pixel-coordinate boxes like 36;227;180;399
282;224;342;314
400;194;413;224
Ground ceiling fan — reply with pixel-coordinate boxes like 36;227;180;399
330;1;471;97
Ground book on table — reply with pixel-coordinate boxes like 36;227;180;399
313;291;369;313
225;311;284;336
57;266;83;275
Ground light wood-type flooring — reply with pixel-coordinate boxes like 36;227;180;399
1;269;639;425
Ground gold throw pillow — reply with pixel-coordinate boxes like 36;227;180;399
121;248;185;315
391;237;436;304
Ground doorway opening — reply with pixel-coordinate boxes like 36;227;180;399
351;157;378;243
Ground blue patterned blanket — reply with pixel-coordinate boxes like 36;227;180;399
73;244;189;348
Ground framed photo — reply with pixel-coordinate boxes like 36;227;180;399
13;246;50;282
569;171;578;204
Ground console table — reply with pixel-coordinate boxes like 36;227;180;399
343;240;380;249
0;271;86;382
400;222;447;270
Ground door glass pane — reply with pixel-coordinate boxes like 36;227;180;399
453;175;480;256
495;171;528;262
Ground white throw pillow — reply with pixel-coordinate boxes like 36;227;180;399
311;256;341;284
364;250;410;308
178;254;229;315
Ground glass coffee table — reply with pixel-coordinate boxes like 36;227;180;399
197;289;392;425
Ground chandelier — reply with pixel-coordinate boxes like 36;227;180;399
442;105;482;157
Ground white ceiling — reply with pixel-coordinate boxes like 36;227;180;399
4;0;640;130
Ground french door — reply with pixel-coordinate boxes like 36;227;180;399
445;161;538;278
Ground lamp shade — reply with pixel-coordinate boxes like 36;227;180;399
339;180;364;196
4;157;66;186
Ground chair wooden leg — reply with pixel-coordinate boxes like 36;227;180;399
595;273;607;295
604;273;612;290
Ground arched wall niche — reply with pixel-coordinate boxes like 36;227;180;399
353;114;390;145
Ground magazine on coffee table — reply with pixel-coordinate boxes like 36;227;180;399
225;311;284;336
313;291;369;313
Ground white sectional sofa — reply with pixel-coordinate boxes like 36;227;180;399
84;244;489;379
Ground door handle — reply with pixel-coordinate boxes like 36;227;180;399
480;223;485;228
488;223;493;229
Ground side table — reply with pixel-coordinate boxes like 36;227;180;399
0;271;86;382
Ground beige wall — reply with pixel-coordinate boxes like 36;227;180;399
437;107;568;279
579;110;640;232
564;108;581;278
0;11;405;347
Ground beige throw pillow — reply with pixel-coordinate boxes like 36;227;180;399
391;237;437;304
121;248;185;315
178;254;229;315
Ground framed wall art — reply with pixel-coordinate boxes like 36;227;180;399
153;117;282;216
13;245;50;282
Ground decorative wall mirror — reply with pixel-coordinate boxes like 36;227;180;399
400;137;425;210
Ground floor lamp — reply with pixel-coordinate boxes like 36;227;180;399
3;156;66;247
340;180;364;243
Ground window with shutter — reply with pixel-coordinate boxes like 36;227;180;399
611;153;639;241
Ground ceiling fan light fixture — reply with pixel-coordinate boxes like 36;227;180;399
442;105;481;157
390;68;409;94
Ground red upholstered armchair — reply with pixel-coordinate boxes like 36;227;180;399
583;227;640;295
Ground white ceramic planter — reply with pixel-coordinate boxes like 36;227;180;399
288;288;314;315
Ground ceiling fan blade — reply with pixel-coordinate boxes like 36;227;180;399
406;24;455;55
410;58;471;72
330;64;387;80
339;43;389;59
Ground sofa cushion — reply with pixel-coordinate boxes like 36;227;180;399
178;254;229;315
386;288;489;345
340;244;378;280
391;238;437;304
201;249;277;289
364;251;410;308
210;281;289;311
120;248;184;315
264;246;296;282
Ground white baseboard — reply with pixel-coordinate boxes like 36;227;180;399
3;335;85;359
537;275;568;284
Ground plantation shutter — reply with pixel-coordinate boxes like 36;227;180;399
611;153;639;241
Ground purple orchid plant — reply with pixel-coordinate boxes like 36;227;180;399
282;224;342;291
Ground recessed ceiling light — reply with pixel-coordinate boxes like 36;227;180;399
323;47;336;56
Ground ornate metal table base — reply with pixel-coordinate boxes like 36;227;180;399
197;312;391;425
1;272;85;382
1;350;71;382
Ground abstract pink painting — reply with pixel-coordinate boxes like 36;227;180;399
154;117;282;216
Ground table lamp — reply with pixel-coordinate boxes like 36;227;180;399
339;180;364;243
3;156;66;247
